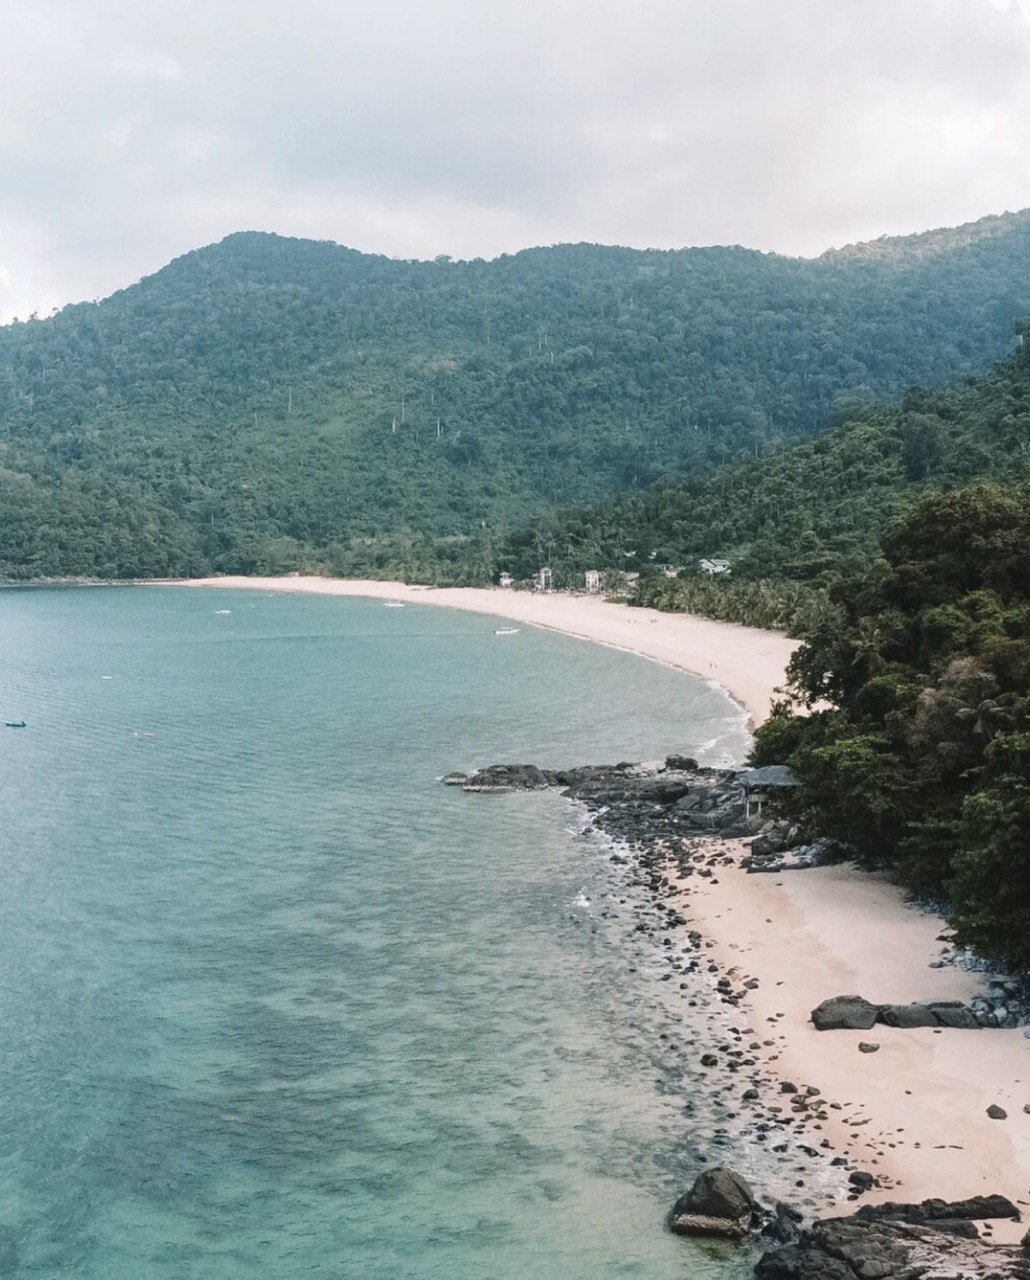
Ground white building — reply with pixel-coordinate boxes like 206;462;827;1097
584;570;601;593
536;566;554;591
499;572;514;589
699;558;731;575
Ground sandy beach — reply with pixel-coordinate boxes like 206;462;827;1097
172;574;1027;1231
170;576;798;728
673;851;1029;1241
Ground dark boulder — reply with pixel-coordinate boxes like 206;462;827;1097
811;996;879;1031
668;1167;758;1238
877;1003;939;1029
665;755;699;772
761;1203;804;1245
928;1002;980;1029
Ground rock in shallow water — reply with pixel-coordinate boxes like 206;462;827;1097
668;1167;759;1239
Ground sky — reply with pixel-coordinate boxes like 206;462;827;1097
2;0;1030;321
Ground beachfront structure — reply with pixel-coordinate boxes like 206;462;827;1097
740;765;797;823
536;566;554;591
498;572;514;589
584;570;601;593
700;558;731;575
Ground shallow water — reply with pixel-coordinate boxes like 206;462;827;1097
0;586;755;1279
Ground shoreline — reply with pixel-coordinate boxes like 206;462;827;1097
163;575;1027;1234
665;845;1029;1244
159;575;799;730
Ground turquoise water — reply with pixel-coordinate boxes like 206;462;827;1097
0;587;754;1280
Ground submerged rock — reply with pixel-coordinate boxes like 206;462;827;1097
669;1167;759;1239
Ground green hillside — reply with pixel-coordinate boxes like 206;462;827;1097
503;326;1030;605
3;210;1030;578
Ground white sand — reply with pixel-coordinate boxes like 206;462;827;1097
167;576;798;727
674;853;1029;1238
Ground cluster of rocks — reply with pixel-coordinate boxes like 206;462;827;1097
444;756;792;843
812;992;1027;1033
667;1169;1028;1280
756;1196;1029;1280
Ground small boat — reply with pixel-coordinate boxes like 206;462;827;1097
383;602;405;608
494;628;520;635
214;609;232;615
5;721;26;728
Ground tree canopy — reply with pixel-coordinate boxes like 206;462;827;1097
2;211;1030;579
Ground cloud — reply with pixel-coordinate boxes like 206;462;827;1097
1;0;1030;318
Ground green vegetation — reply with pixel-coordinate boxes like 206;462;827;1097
752;484;1030;968
3;210;1030;578
502;324;1030;604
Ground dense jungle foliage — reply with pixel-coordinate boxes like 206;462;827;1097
501;322;1030;608
2;210;1030;578
752;484;1030;968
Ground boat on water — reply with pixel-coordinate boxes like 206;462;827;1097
383;602;405;608
494;628;520;635
5;721;26;728
214;609;232;615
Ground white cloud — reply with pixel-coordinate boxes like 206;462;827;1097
1;0;1030;319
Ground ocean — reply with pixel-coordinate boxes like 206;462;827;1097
0;586;756;1279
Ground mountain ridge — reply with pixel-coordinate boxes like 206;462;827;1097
2;207;1030;579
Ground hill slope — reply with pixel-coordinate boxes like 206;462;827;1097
3;212;1030;577
498;328;1030;597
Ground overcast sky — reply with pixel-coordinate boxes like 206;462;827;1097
2;0;1030;320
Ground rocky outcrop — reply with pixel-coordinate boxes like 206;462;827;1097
854;1194;1020;1223
455;758;767;839
668;1167;759;1238
459;763;552;791
812;994;1025;1031
756;1198;1027;1280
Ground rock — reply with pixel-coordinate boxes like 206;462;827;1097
757;1207;1028;1280
848;1171;876;1192
811;995;879;1031
878;1002;939;1029
700;1053;719;1067
858;1042;880;1053
668;1167;758;1238
928;1002;980;1030
462;763;550;791
855;1193;1020;1222
665;755;699;772
751;822;794;858
987;1104;1008;1120
761;1203;804;1245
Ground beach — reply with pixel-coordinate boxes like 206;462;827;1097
671;851;1029;1243
173;575;1028;1233
170;576;798;728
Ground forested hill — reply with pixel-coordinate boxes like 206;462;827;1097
3;209;1030;578
501;325;1030;594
